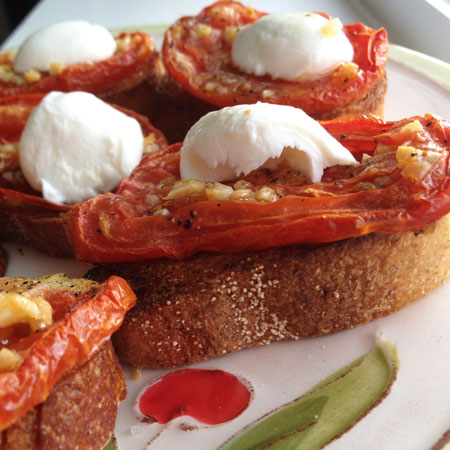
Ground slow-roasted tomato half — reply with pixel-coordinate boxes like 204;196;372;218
0;31;156;99
162;1;388;116
66;114;450;263
0;275;136;431
0;93;168;211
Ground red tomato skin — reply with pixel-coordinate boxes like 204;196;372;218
66;115;450;263
0;93;168;211
0;32;154;98
162;1;388;114
0;276;136;432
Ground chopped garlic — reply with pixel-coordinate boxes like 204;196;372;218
0;64;24;84
24;69;41;83
320;18;343;38
260;89;275;98
204;82;217;91
399;120;424;135
205;182;234;200
194;23;212;39
255;186;277;202
143;133;162;155
153;208;170;216
233;180;252;190
0;143;19;171
396;145;442;180
245;6;256;18
116;35;132;53
0;348;22;372
223;26;238;45
49;62;64;76
231;189;253;200
165;179;206;200
332;62;359;84
0;292;53;331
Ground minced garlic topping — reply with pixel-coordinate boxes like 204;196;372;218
396;145;442;180
0;348;22;372
0;291;53;331
399;120;424;135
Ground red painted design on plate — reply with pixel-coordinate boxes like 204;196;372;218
139;369;251;425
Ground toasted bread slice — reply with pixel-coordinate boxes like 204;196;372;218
135;62;216;144
0;203;72;257
0;274;136;445
0;96;168;257
1;341;124;450
135;63;387;145
157;2;389;145
87;214;450;368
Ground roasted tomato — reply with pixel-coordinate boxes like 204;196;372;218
66;114;450;263
162;1;388;116
0;93;168;211
0;32;156;98
0;274;136;432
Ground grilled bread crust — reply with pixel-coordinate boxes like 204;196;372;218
0;342;125;450
0;274;130;449
0;201;71;257
87;214;450;368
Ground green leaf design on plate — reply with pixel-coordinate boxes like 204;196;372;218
102;434;117;450
221;396;327;450
220;341;399;450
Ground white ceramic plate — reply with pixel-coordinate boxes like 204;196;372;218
4;37;450;450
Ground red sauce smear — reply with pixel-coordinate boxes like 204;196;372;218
138;369;251;425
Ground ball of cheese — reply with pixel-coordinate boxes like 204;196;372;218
180;102;357;183
19;91;144;205
14;20;117;73
232;12;354;81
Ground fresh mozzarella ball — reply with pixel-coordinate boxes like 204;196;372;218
14;20;116;73
19;91;143;205
180;102;357;183
232;12;354;81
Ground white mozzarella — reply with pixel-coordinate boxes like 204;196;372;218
232;12;354;81
180;103;357;183
14;20;116;73
19;91;143;205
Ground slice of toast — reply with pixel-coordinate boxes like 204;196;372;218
133;59;216;144
1;341;124;450
0;203;72;257
135;61;387;145
86;213;450;368
159;2;389;140
0;96;168;257
0;274;136;445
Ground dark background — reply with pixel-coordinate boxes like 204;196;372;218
0;0;39;45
